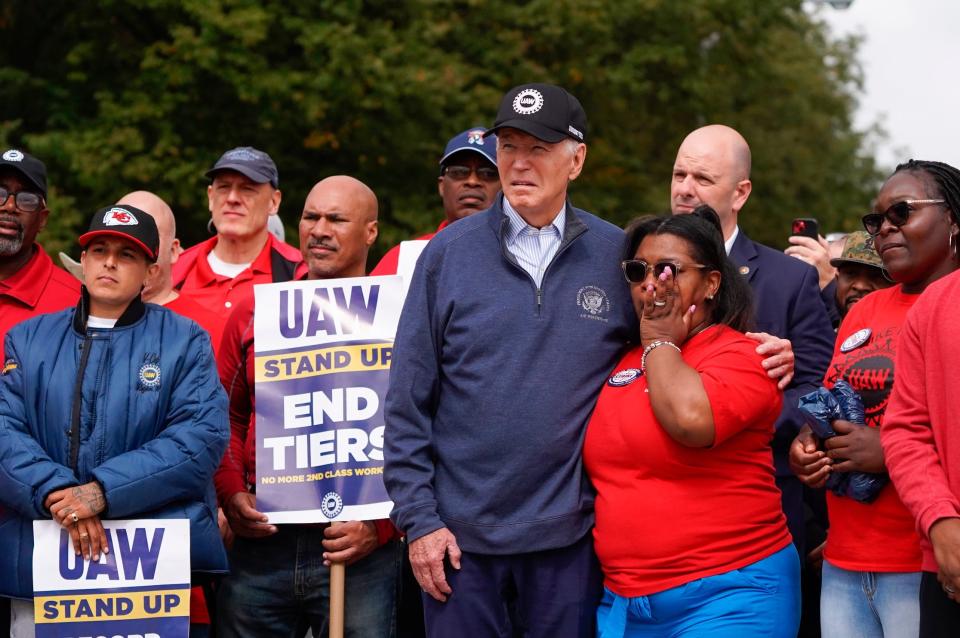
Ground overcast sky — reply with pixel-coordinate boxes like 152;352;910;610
820;0;960;171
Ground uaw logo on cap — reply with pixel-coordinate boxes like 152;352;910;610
103;207;139;226
321;491;344;519
513;88;544;115
2;149;24;162
608;368;643;387
840;328;872;353
467;130;485;145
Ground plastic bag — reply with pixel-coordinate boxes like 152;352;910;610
798;380;888;503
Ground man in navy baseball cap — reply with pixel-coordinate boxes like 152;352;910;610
370;127;501;276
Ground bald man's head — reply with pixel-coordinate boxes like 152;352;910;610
116;190;180;302
670;125;753;240
299;176;379;280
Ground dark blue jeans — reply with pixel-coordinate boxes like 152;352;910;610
422;533;602;638
217;526;401;638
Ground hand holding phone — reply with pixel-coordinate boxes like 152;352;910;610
792;218;820;239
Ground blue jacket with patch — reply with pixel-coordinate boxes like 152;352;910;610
0;293;229;598
384;196;636;554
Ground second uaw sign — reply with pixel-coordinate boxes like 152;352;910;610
252;275;403;524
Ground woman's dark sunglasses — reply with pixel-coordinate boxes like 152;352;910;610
861;199;946;236
620;259;708;284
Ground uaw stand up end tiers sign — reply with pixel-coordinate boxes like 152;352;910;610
33;519;190;638
253;275;403;523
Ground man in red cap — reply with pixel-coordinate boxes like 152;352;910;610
0;203;228;636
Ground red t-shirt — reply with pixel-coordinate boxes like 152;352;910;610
0;245;80;358
164;293;225;359
585;325;789;597
370;220;447;276
822;285;923;572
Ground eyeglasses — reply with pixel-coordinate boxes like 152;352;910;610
0;186;44;212
620;259;709;283
442;165;499;182
861;199;946;236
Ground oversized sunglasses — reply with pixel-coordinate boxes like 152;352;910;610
442;165;499;182
0;186;44;213
861;199;946;236
620;259;708;284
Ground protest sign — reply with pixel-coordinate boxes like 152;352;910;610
33;519;190;638
253;275;403;524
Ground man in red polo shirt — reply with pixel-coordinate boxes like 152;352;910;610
371;128;499;276
172;146;304;313
117;190;225;354
0;149;79;358
0;148;78;635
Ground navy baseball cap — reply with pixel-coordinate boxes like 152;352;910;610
487;83;587;144
205;146;279;188
439;128;497;167
0;148;47;197
79;205;160;261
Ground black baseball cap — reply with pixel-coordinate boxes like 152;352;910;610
205;146;279;188
79;205;160;261
0;148;47;197
486;83;588;144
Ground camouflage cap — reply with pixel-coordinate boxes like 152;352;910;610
830;230;883;269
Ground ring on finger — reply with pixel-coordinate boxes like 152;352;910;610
79;532;89;539
71;513;79;524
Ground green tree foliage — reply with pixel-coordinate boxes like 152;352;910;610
0;0;882;258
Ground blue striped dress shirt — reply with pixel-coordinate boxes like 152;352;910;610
502;198;566;287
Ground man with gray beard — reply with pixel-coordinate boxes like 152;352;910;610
0;148;78;357
0;149;78;635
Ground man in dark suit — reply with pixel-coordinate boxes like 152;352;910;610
670;124;835;558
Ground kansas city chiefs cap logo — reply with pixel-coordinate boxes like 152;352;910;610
102;207;139;226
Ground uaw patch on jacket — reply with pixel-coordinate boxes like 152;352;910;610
137;354;162;392
2;358;17;375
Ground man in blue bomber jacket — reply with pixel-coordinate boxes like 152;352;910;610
0;204;228;634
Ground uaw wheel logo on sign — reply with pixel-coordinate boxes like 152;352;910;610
513;89;544;115
321;491;344;519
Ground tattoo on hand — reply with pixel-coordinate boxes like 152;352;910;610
73;484;106;514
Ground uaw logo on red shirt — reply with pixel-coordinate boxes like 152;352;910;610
102;207;139;226
826;325;897;428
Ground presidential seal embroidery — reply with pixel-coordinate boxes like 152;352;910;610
840;328;872;353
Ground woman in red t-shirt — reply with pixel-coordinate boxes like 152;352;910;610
790;160;960;637
585;208;799;637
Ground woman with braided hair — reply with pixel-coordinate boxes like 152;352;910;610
791;159;960;638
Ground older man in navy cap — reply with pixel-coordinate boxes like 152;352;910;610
172;146;304;314
372;128;500;276
384;84;634;637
